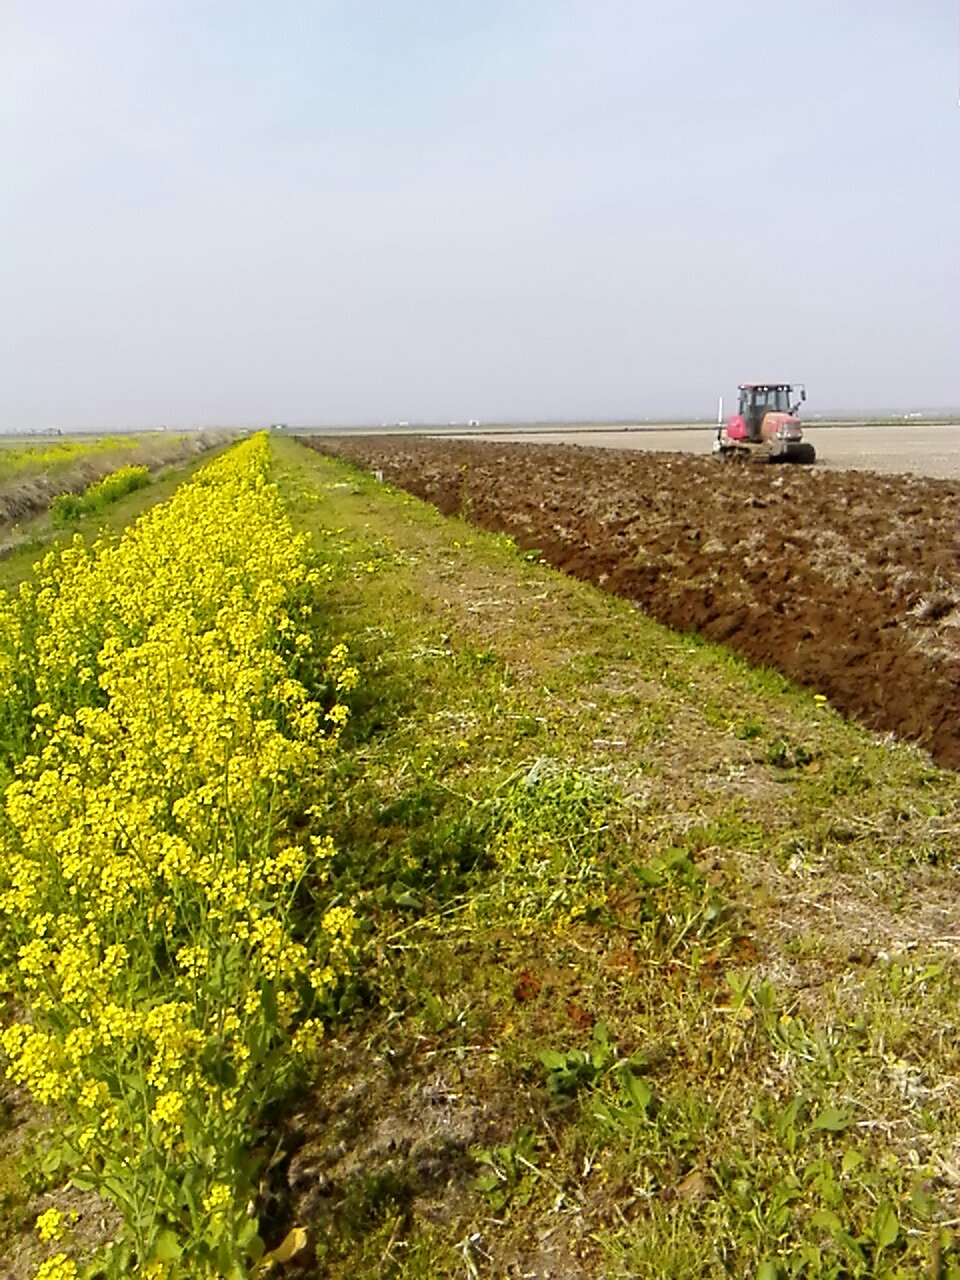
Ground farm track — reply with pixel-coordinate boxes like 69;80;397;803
299;436;960;771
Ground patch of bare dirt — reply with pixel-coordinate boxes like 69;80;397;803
266;1027;601;1279
299;437;960;771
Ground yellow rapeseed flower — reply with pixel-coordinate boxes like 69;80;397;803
33;1254;78;1280
0;435;362;1273
35;1207;64;1241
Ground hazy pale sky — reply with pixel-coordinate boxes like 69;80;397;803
1;1;957;428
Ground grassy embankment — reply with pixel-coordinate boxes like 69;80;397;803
0;438;146;478
0;433;236;555
265;438;960;1278
2;434;959;1279
0;442;237;594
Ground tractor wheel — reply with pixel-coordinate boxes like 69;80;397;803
791;443;816;465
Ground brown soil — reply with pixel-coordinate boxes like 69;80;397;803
298;436;960;770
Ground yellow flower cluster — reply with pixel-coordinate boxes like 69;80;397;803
35;1207;66;1242
0;435;142;477
49;463;150;524
0;434;358;1274
32;1256;77;1280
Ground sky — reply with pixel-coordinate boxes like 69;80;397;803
1;1;958;429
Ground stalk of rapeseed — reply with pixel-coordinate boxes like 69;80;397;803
0;435;357;1278
49;464;150;525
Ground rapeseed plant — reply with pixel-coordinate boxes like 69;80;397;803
49;464;150;525
0;435;358;1277
0;437;142;477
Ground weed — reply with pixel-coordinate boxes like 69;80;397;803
539;1021;634;1097
470;1127;541;1211
478;761;614;928
613;849;728;954
765;738;816;769
733;719;763;740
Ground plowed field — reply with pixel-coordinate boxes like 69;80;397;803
299;436;960;771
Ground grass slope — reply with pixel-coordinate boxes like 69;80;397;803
0;432;236;550
266;438;960;1279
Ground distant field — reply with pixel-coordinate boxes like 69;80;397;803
0;434;148;478
481;423;960;480
296;421;960;481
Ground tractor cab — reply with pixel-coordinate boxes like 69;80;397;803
739;383;805;441
713;381;814;464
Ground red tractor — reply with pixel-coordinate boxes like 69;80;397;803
713;382;815;464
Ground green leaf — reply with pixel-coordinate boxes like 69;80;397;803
619;1067;653;1112
538;1049;568;1071
809;1107;851;1133
810;1212;865;1263
392;888;423;910
239;1218;265;1260
590;1097;615;1126
909;1181;936;1220
150;1231;182;1263
260;981;278;1026
635;863;664;886
872;1200;899;1250
810;1209;843;1234
756;1262;780;1280
841;1148;864;1176
833;1229;865;1264
180;1173;201;1221
796;1244;822;1267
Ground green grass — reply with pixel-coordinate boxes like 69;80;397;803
3;434;960;1277
257;437;960;1278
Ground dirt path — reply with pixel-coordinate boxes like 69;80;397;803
299;435;960;771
